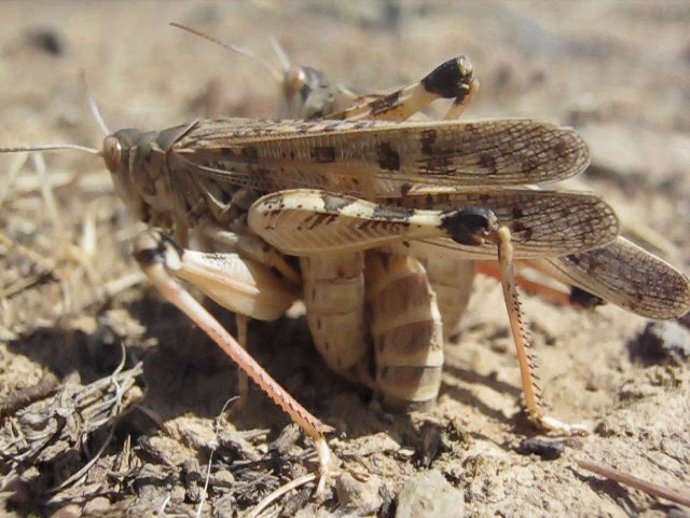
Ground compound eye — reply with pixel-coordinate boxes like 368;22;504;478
103;135;122;173
284;66;307;100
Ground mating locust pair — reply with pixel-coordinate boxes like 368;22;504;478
3;26;689;496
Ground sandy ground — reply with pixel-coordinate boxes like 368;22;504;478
0;2;689;517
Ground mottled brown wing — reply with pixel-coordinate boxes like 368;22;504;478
248;188;618;259
395;189;618;259
541;237;690;319
171;117;589;198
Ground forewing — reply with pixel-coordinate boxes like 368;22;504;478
397;189;619;259
542;237;690;319
247;188;618;260
171;118;589;197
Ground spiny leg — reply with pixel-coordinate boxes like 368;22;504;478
235;314;250;411
132;231;334;495
494;226;588;433
324;56;478;122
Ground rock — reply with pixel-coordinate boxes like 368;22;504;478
516;438;565;460
396;470;464;518
414;422;444;468
82;497;110;515
630;321;690;365
338;432;400;457
336;472;383;515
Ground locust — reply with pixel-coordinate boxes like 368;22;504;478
2;30;689;498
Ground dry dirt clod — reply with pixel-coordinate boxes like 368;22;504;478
414;422;444;468
335;472;384;514
516;438;566;460
629;321;690;365
81;496;110;515
25;26;65;56
395;470;463;518
0;371;59;417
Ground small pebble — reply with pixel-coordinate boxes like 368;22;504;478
26;27;65;56
396;470;464;518
336;472;383;514
630;321;690;365
516;438;565;460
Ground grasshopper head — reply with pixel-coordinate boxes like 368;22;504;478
103;128;176;227
282;65;336;119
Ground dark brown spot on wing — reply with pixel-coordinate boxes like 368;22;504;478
420;129;437;155
554;140;568;156
479;152;497;174
421;154;452;172
511;221;534;241
241;146;258;161
311;146;336;163
377;143;401;171
522;157;538;173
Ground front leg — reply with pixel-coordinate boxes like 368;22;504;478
132;231;333;496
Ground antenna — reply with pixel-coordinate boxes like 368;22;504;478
0;144;100;155
170;22;284;83
268;35;291;72
80;71;110;137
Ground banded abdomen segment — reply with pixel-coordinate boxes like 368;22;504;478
405;241;476;341
300;253;370;377
366;252;444;409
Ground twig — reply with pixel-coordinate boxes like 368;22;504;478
0;372;60;417
50;426;115;493
576;458;690;507
195;396;239;518
49;343;130;493
244;473;316;518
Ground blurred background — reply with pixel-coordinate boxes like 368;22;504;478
0;2;688;516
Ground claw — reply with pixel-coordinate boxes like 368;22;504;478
537;415;590;435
